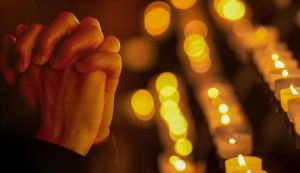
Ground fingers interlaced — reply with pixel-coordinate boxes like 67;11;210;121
32;12;80;65
49;17;104;69
15;23;45;72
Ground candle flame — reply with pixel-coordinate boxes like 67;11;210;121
274;60;285;69
290;84;299;95
221;114;231;125
282;69;289;78
237;154;246;166
271;53;279;61
229;138;236;144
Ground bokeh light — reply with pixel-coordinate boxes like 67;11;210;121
131;89;155;121
144;1;171;36
214;0;246;21
184;34;207;58
184;19;208;38
174;138;193;156
207;87;220;99
170;0;197;10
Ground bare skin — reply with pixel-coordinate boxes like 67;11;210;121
0;12;122;156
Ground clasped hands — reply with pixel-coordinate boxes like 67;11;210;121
0;12;122;156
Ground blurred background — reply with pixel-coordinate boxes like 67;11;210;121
0;0;300;173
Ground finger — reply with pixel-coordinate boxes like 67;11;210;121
15;24;29;39
97;35;120;53
75;52;121;76
0;35;16;86
15;23;45;72
32;12;79;65
50;17;104;69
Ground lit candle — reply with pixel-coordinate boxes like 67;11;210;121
225;154;262;173
213;125;252;159
268;69;300;90
233;170;268;173
274;78;300;100
280;84;300;112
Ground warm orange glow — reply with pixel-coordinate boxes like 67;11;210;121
184;34;207;58
271;53;279;61
219;103;229;113
155;72;178;92
169;156;187;171
144;1;171;36
170;0;197;9
174;138;193;156
229;138;236;144
159;90;180;103
184;20;208;38
274;60;285;69
237;154;246;166
255;27;268;40
190;56;212;73
247;170;251;173
131;89;154;121
159;86;177;97
233;19;252;37
207;87;220;99
290;84;299;95
282;69;289;78
221;114;231;125
222;0;246;21
160;106;181;121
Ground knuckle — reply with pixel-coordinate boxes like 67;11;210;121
15;40;26;55
80;17;100;28
39;33;53;49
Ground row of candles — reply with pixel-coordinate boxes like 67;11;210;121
129;0;273;172
173;1;269;173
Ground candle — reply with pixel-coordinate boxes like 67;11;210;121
213;125;252;159
261;58;298;80
274;78;300;100
268;69;300;90
233;170;268;173
287;98;300;123
280;84;300;112
225;154;262;173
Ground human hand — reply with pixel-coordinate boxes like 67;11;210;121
0;12;121;156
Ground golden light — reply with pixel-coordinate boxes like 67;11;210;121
174;159;187;171
121;37;157;72
233;19;252;37
255;27;268;40
169;130;187;141
207;87;220;99
190;56;212;73
247;170;251;173
274;60;285;69
155;72;178;91
159;86;177;97
220;0;246;21
169;155;180;165
170;0;197;10
290;84;299;95
131;89;155;121
184;34;207;58
237;154;246;166
160;106;181;121
221;114;231;125
174;138;193;156
159;90;180;103
184;20;208;38
218;103;229;113
282;69;289;78
144;1;171;36
168;115;188;136
228;138;236;144
271;53;279;61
